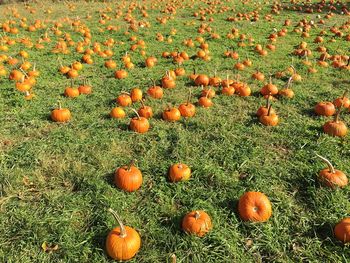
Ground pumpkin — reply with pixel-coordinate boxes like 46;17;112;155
161;71;176;89
333;91;350;108
78;80;92;94
259;105;278;126
114;69;128;79
9;69;24;81
147;81;163;99
178;90;196;118
117;93;132;107
169;163;191;182
114;161;142;192
314;102;335;116
198;96;213;108
334;218;350;243
138;99;153;119
105;59;117;69
236;83;251;97
260;76;278;95
182;210;212;237
323;109;347;137
67;69;79;78
110;107;126;119
129;109;150;133
201;88;215;98
106;208;141;260
64;86;80;97
51;102;71;122
209;72;221;87
194;74;209;86
316;154;348;188
162;106;181;122
256;96;276;117
238;191;272;222
130;88;142;102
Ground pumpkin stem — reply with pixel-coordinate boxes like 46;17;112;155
315;153;335;174
127;159;135;171
194;211;200;220
334;107;341;123
70;78;74;87
150;78;156;87
140;98;146;108
205;88;211;99
57;101;62;110
131;108;141;120
266;94;271;109
171;254;176;263
341;90;348;99
178;163;183;169
108;208;127;238
187;89;192;105
267;104;272;116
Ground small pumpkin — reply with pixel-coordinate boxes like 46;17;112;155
162;106;181;122
147;81;163;99
110;107;126;119
129;109;150;133
138;99;153;119
78;79;92;94
238;191;272;222
259;105;278;126
106;208;141;261
260;76;278;96
114;160;143;192
178;90;196;118
256;96;276;117
130;88;142;102
334;218;350;243
182;210;212;237
314;102;335;116
316;154;348;188
161;71;176;89
169;163;191;182
194;74;209;86
117;93;132;107
333;91;350;108
114;69;128;79
51;102;71;122
323;109;347;137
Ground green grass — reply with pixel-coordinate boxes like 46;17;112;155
0;0;350;262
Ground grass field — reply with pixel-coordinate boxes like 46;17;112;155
0;0;350;262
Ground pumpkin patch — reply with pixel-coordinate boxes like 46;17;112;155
1;0;350;261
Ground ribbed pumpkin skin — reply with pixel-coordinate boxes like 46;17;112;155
106;226;141;260
323;121;347;137
259;114;279;126
238;192;272;222
178;103;195;118
129;117;150;133
319;168;348;188
314;102;335;116
182;211;212;237
51;108;71;122
334;218;350;243
114;165;142;192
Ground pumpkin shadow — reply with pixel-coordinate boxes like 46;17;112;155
159;213;183;236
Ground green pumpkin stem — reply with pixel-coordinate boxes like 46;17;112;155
108;208;127;238
315;153;335;174
57;101;62;110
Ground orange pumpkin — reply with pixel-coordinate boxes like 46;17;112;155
129;110;150;133
147;83;163;99
117;93;132;107
316;154;348;188
51;102;71;122
110;107;126;119
162;107;181;122
194;74;209;86
334;218;350;243
106;208;141;261
314;102;335;116
114;161;142;192
238;191;272;222
182;210;212;237
169;163;191;182
130;88;142;102
323;110;347;137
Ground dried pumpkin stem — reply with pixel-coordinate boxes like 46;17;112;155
266;94;271;109
57;101;62;110
187;89;192;105
108;208;127;238
171;254;176;263
131;108;141;120
334;107;341;123
194;211;200;220
267;104;272;116
315;154;335;174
